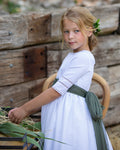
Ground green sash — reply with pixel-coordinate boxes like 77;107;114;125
53;79;108;150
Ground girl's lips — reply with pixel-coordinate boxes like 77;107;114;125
69;42;76;45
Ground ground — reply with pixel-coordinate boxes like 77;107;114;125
107;124;120;150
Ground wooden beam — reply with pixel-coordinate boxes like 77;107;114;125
90;4;120;35
0;13;51;50
93;35;120;67
104;94;120;127
0;46;47;86
0;4;119;50
0;78;45;107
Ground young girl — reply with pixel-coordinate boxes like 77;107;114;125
8;6;113;150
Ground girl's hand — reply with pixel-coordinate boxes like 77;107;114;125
8;107;28;124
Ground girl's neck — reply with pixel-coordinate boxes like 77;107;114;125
73;47;90;53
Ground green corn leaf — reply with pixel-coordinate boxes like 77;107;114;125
0;130;42;150
0;111;5;116
0;122;66;147
20;121;41;131
44;137;66;145
0;122;44;139
0;122;43;149
33;122;41;130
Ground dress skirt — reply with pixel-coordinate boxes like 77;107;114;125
41;93;113;150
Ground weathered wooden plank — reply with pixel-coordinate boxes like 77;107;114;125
47;50;60;63
0;78;45;107
109;65;120;84
104;94;120;127
93;35;120;67
90;4;120;35
0;14;27;50
110;81;120;97
0;13;51;50
0;46;47;86
90;67;109;98
25;13;51;45
29;79;46;99
51;9;65;40
0;4;119;50
46;42;65;51
24;47;47;81
47;62;59;77
108;65;120;97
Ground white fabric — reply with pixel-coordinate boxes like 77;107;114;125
41;50;113;150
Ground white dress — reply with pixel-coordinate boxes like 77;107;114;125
41;50;113;150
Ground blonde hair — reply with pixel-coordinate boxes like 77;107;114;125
60;6;98;51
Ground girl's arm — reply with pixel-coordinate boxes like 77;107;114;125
8;87;61;124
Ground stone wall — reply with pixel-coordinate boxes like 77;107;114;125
0;0;120;14
0;4;120;127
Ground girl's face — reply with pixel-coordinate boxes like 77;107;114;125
63;19;91;52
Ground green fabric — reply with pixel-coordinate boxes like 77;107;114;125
53;78;108;150
85;92;107;150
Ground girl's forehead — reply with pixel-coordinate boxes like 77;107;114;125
63;19;79;29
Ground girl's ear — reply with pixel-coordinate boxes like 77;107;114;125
87;27;93;37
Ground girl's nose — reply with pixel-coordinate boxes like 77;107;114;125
68;32;74;39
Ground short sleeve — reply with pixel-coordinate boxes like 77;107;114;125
52;52;94;95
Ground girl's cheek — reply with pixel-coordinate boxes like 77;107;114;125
63;35;67;41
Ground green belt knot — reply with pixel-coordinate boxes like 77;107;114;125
85;91;103;121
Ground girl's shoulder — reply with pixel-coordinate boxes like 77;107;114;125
71;50;93;56
71;50;95;64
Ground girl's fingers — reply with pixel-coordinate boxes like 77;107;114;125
8;108;19;122
14;118;20;124
8;108;17;117
8;108;25;124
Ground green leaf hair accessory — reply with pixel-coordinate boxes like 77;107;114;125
93;19;101;36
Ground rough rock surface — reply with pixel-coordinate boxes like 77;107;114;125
107;124;120;150
0;0;120;13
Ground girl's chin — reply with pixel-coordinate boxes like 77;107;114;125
72;47;81;51
70;46;78;49
73;49;81;52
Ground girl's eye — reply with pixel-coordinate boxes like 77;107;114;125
74;30;79;33
64;31;69;34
